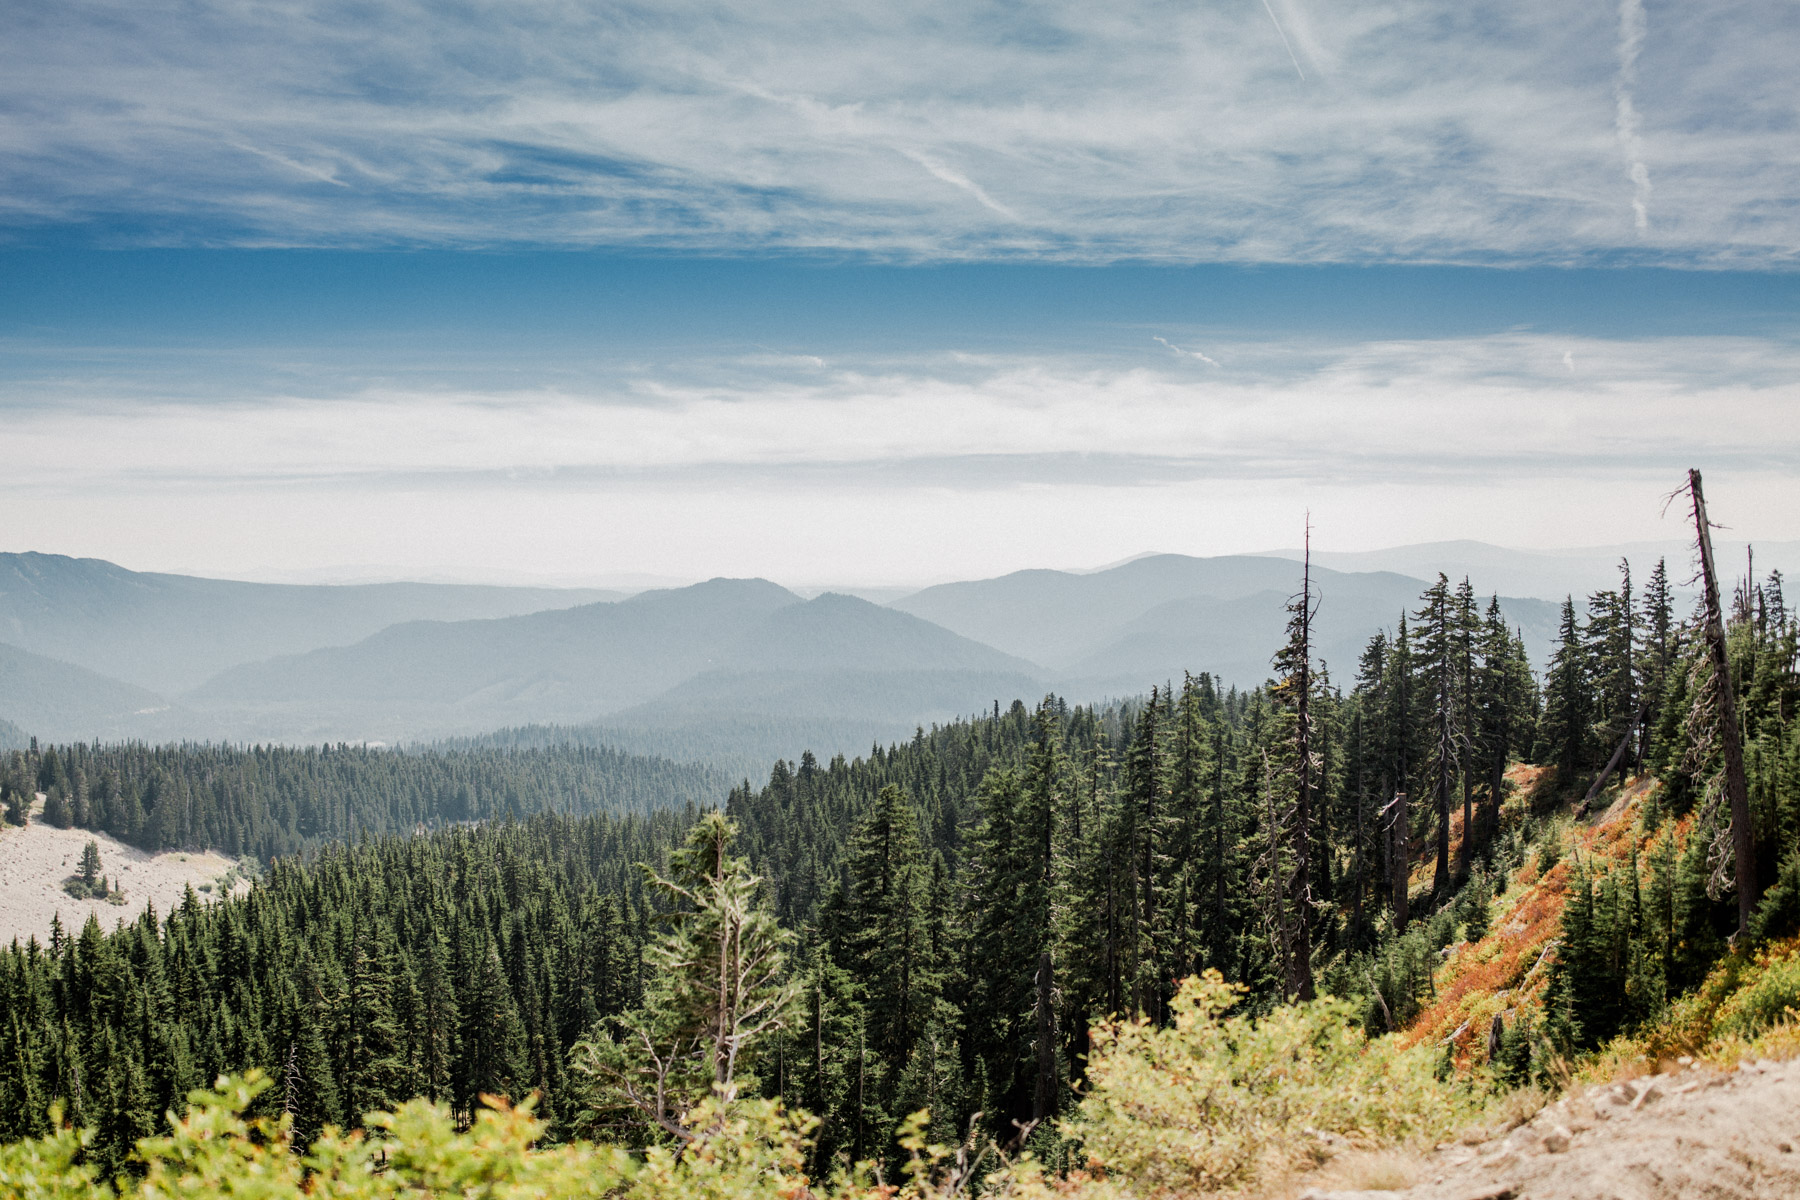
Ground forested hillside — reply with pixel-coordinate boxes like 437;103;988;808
0;742;728;859
4;538;1798;1184
0;813;680;1175
0;642;171;734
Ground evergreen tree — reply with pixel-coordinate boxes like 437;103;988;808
1413;575;1460;901
570;812;794;1144
78;841;102;892
1539;596;1593;789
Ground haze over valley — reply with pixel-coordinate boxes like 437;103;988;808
0;540;1679;764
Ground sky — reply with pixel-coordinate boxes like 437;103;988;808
2;0;1797;588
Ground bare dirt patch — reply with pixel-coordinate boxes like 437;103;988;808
1290;1057;1800;1200
0;800;248;945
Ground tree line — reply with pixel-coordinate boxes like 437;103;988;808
0;741;727;858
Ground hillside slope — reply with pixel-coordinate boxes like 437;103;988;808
0;551;617;694
183;585;1042;745
1304;1057;1800;1200
0;798;248;946
0;642;175;741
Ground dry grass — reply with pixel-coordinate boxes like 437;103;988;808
1401;774;1690;1064
1257;1148;1424;1200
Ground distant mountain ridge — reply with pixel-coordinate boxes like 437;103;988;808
1249;538;1800;604
890;554;1560;693
0;546;1603;767
189;578;801;726
0;552;619;694
174;583;1042;748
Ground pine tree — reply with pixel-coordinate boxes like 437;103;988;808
41;788;72;829
455;937;528;1120
570;811;794;1144
1540;596;1593;789
1413;576;1460;901
78;841;102;892
1639;557;1676;768
2;754;29;828
830;784;940;1073
1453;578;1479;883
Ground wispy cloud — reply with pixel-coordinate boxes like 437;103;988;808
2;0;1794;262
1614;0;1653;233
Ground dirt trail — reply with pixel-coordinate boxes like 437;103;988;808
1298;1057;1800;1200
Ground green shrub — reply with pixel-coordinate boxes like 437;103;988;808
1062;972;1485;1196
0;981;1497;1200
0;1072;818;1200
1712;940;1800;1042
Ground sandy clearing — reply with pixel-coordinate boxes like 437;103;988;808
0;796;249;946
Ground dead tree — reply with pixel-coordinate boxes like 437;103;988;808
1385;790;1410;932
1032;952;1058;1124
1258;749;1294;1001
1685;468;1759;933
1270;524;1318;1001
1351;710;1368;949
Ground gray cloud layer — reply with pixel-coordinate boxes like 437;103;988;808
5;0;1797;262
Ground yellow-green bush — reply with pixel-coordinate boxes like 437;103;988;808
0;978;1495;1200
1064;972;1486;1196
0;1073;814;1200
1712;938;1800;1042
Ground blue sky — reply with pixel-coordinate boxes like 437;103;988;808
2;1;1797;586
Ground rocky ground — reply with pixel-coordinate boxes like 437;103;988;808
1293;1056;1800;1200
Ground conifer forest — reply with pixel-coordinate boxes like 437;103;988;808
5;505;1799;1184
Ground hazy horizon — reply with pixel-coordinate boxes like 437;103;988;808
6;533;1795;602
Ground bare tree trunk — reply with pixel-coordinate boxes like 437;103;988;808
1352;713;1366;949
1581;708;1645;812
1033;952;1058;1123
1488;743;1506;855
1688;469;1759;934
1263;751;1293;1001
1291;528;1316;1001
1389;791;1410;932
854;1024;865;1163
1457;755;1473;885
1433;672;1454;901
1213;732;1227;957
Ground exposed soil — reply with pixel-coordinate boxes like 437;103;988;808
1295;1056;1800;1200
0;797;247;945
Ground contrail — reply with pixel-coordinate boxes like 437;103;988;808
900;149;1019;220
1154;336;1219;367
1260;0;1307;81
1614;0;1651;233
